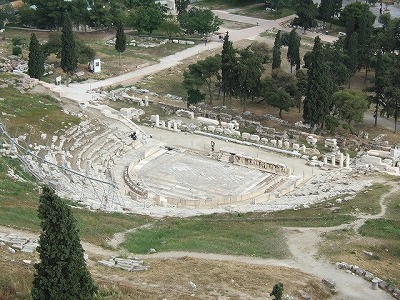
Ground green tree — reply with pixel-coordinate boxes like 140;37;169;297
178;7;222;36
236;47;264;111
115;20;126;66
341;1;375;80
340;1;376;32
161;18;181;38
25;0;75;29
333;0;343;17
332;90;369;124
28;33;45;80
61;13;78;87
318;0;335;28
293;0;318;33
287;29;300;73
88;1;113;29
31;186;97;300
345;32;359;88
296;69;307;112
187;89;205;107
270;282;284;300
221;32;237;107
272;30;282;70
18;4;38;28
184;55;221;104
175;0;190;16
324;40;351;88
303;36;334;133
131;3;165;35
249;41;270;64
261;77;292;119
0;3;16;28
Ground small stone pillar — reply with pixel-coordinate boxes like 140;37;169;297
144;96;149;106
154;114;159;127
371;278;381;290
331;154;336;166
346;153;350;168
323;155;328;165
173;121;178;131
339;153;344;168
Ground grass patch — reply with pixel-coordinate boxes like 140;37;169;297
74;211;151;246
359;219;400;241
337;183;390;215
265;208;356;227
123;217;289;258
0;81;80;140
386;191;400;220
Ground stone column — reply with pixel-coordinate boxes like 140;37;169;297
331;154;336;167
173;121;178;131
323;155;328;165
346;153;350;168
339;153;344;168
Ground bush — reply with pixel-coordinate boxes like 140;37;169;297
325;115;340;133
12;46;22;56
77;41;96;64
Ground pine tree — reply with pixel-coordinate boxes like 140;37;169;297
272;30;282;70
31;186;97;300
61;13;77;87
287;29;300;73
221;32;236;107
303;36;334;133
115;20;126;66
28;33;45;80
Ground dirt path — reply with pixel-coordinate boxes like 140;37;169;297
107;223;153;249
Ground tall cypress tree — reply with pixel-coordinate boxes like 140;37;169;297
61;13;77;87
115;20;126;66
221;32;236;107
287;29;300;73
272;30;282;70
28;33;45;80
303;36;334;133
31;186;97;300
